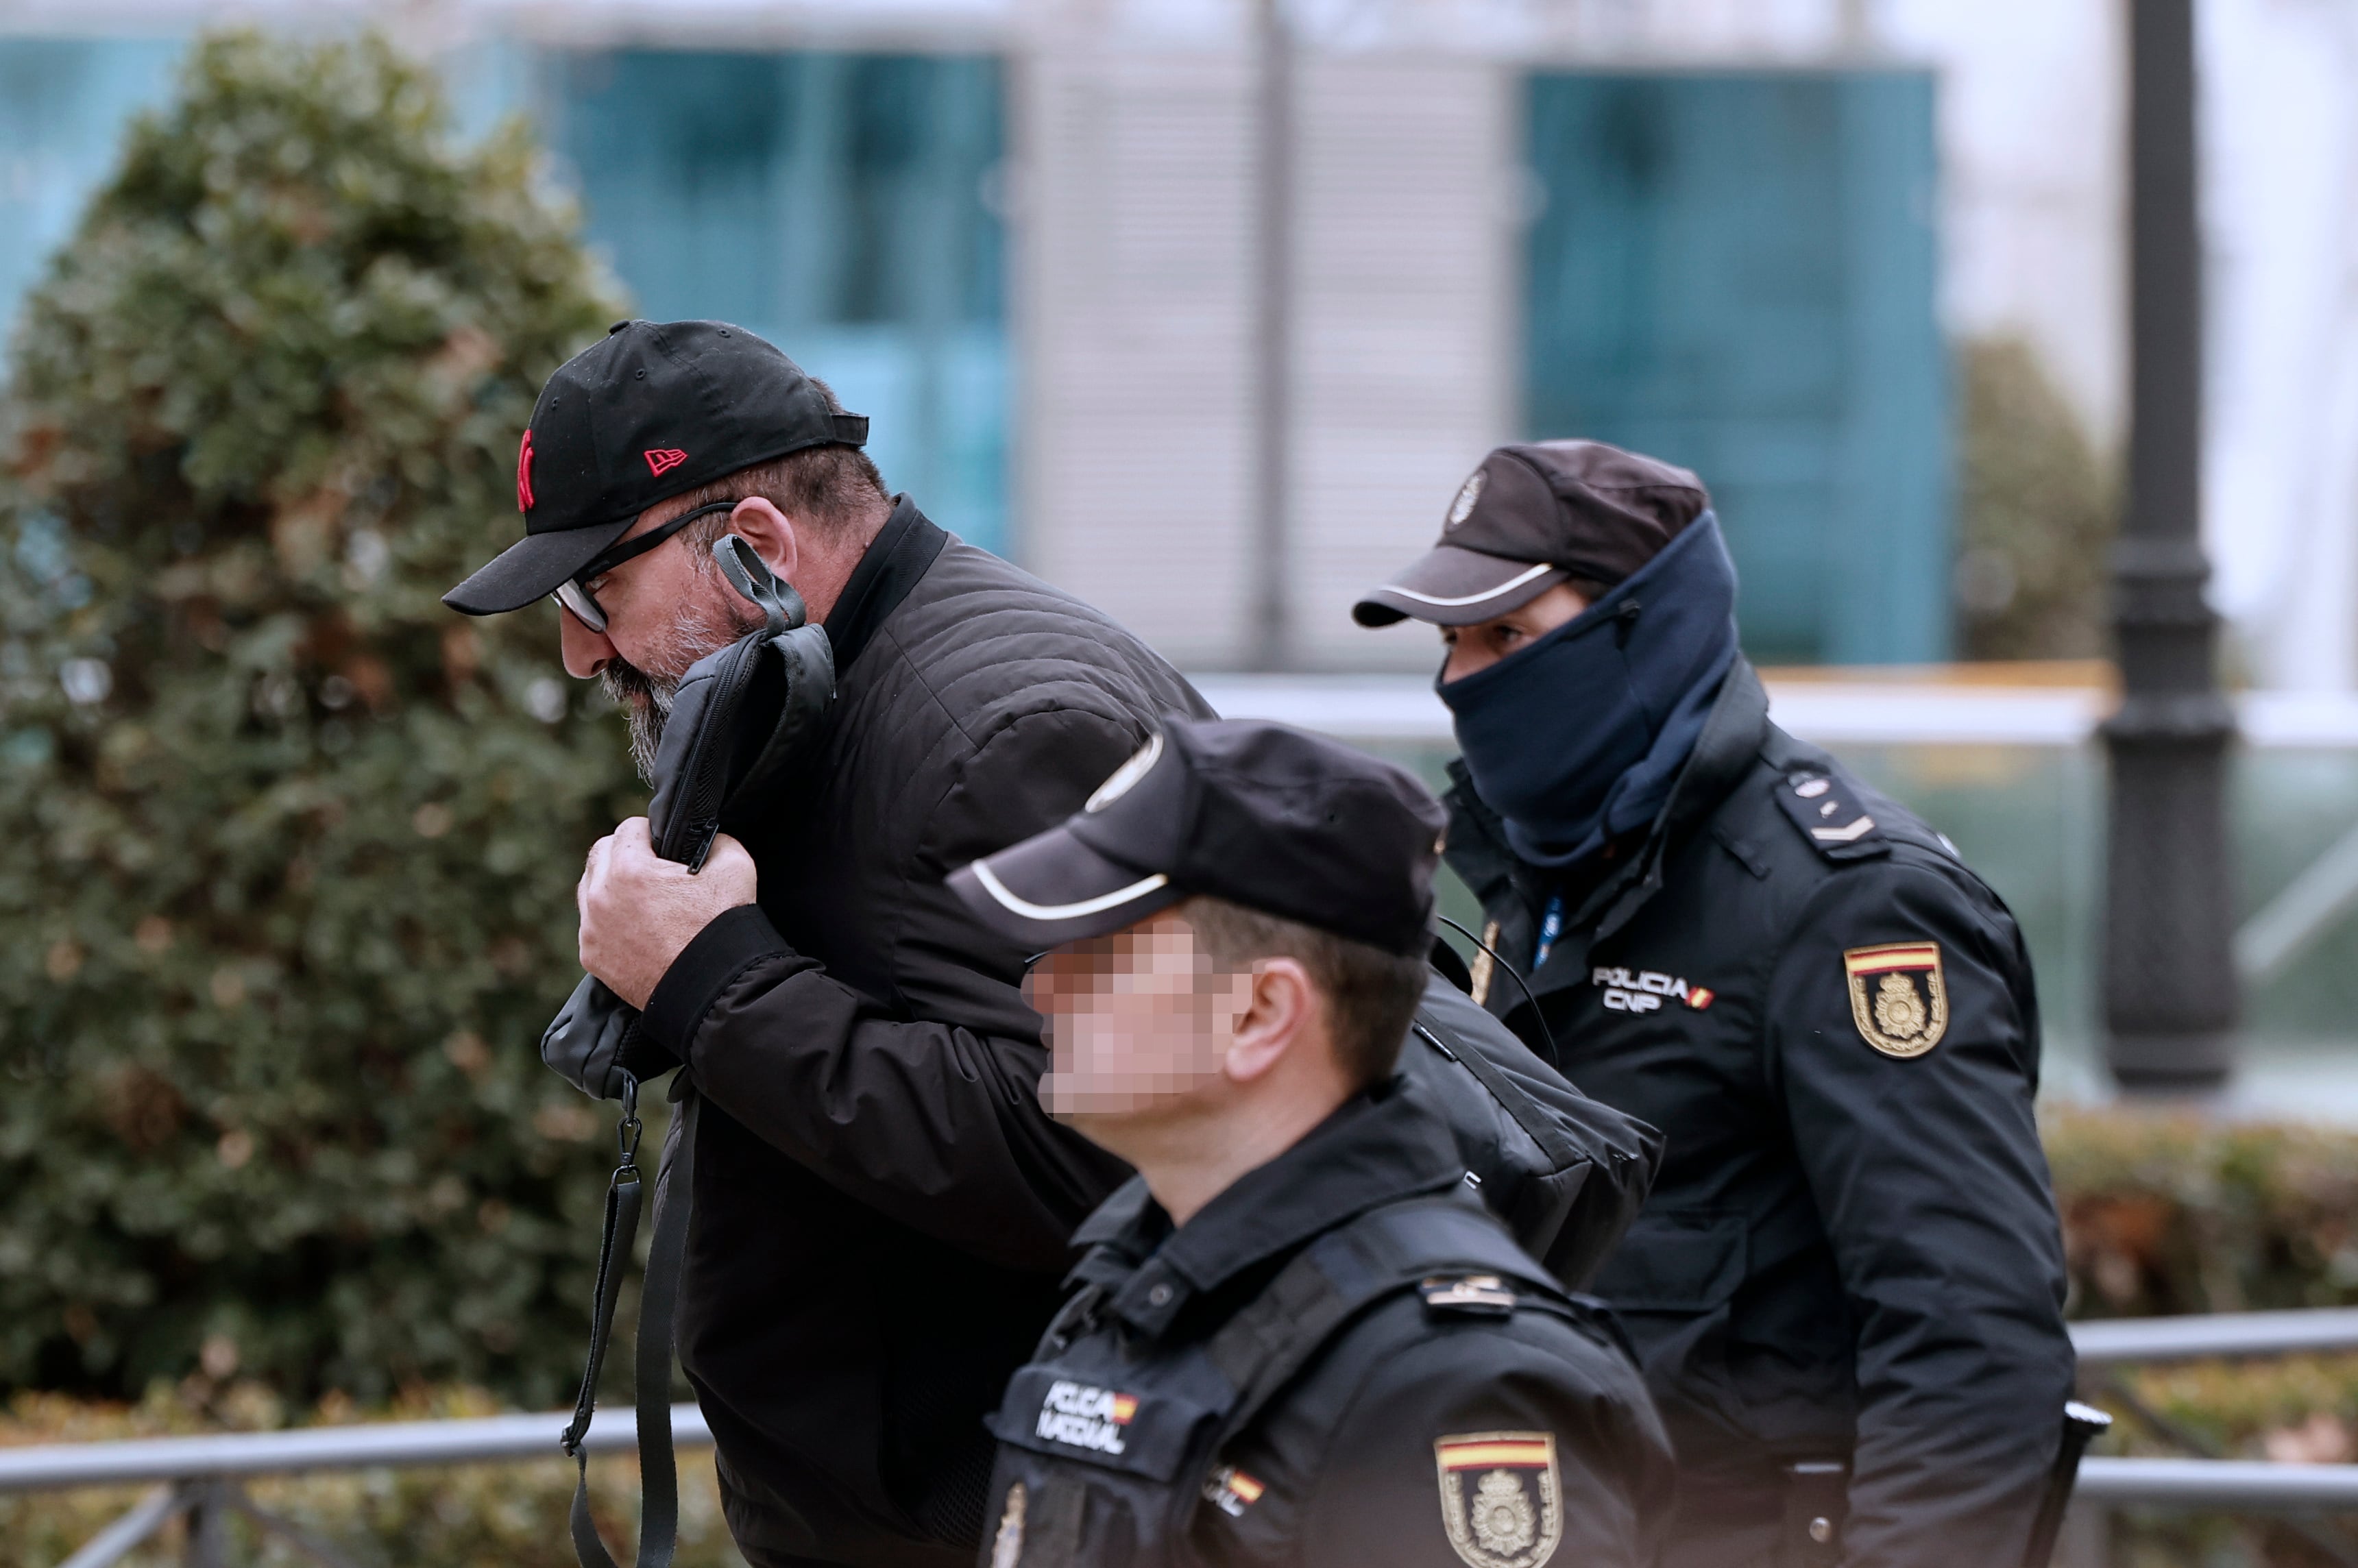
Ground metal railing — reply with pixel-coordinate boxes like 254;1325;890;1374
2071;1306;2358;1367
2079;1458;2358;1508
0;1404;712;1568
2063;1307;2358;1566
16;1311;2358;1563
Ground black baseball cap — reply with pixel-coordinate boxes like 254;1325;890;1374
443;319;869;616
948;718;1448;958
1353;439;1709;627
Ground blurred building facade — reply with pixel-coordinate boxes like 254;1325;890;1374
4;0;2356;683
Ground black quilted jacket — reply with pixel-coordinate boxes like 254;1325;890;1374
636;498;1211;1567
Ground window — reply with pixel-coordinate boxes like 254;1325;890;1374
0;37;180;345
1527;72;1948;665
542;50;1010;555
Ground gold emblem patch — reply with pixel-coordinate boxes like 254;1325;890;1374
1435;1432;1562;1568
1843;942;1947;1057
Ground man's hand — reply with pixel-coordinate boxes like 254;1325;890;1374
578;818;759;1009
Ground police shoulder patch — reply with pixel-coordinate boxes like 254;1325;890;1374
1843;942;1947;1057
1435;1432;1563;1568
1776;770;1889;862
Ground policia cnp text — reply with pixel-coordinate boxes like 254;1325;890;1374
1357;440;2078;1568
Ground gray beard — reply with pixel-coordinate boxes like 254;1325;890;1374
603;666;674;784
600;593;760;785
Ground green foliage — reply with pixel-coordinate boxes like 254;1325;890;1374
2097;1357;2358;1568
2059;1103;2358;1559
1954;336;2117;661
2045;1106;2358;1320
2043;1110;2358;1564
0;1385;746;1567
0;30;640;1404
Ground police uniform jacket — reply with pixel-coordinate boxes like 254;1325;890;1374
977;1079;1676;1568
1443;659;2074;1568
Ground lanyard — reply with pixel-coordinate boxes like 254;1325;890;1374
1533;893;1565;971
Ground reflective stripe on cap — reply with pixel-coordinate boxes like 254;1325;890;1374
970;863;1173;922
1373;561;1557;609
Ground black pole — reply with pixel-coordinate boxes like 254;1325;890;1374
1248;0;1293;671
2102;0;2238;1090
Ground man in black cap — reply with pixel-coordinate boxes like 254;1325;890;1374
447;319;1208;1566
1354;441;2076;1568
947;717;1675;1568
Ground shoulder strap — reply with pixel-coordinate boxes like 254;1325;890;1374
563;1083;697;1568
1204;1195;1563;1444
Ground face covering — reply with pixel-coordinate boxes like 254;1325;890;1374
1437;511;1740;868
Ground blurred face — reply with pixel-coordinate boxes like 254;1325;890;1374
1023;910;1254;1124
1438;581;1592;683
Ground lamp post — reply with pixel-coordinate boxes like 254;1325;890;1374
1248;0;1294;671
2102;0;2239;1089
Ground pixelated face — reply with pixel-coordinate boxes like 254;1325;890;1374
1023;911;1254;1119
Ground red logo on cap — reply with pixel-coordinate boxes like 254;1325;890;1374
644;448;688;478
516;430;535;512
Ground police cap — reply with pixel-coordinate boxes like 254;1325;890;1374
948;718;1447;957
1354;439;1708;627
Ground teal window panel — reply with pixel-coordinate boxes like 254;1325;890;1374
0;36;182;356
1527;72;1949;666
542;51;1008;558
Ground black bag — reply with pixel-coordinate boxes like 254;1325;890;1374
1400;972;1663;1288
548;537;834;1568
540;537;835;1101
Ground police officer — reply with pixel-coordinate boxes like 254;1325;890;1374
1354;441;2076;1568
945;718;1675;1568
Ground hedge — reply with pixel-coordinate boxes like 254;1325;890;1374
0;29;642;1407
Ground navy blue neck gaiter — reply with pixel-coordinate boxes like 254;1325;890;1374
1437;511;1740;868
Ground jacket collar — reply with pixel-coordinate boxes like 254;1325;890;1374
1577;657;1768;938
823;494;950;674
1443;658;1770;944
1066;1082;1466;1342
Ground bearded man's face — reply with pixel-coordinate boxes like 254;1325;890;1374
598;565;761;781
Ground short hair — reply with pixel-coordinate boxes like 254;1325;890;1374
1181;895;1429;1090
659;375;890;550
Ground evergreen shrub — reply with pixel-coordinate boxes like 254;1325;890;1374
0;29;640;1404
2045;1105;2358;1320
1954;336;2117;662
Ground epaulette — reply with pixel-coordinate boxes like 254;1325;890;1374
1418;1273;1518;1319
1775;770;1890;862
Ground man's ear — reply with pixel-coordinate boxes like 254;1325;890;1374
724;497;801;585
1221;959;1317;1086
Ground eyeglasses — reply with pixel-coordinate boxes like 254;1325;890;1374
552;501;741;635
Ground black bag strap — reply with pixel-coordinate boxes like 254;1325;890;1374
1204;1194;1566;1444
562;1081;698;1568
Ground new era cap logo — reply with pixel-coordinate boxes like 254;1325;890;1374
644;448;688;478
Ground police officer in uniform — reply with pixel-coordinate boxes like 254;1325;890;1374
1354;441;2076;1568
945;718;1675;1568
